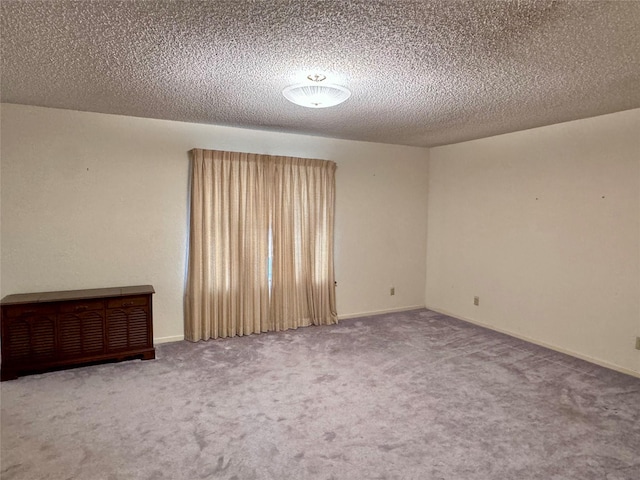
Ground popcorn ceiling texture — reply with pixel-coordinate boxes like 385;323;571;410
1;0;639;147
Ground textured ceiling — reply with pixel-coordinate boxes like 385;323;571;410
2;1;639;147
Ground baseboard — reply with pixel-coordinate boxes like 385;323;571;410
339;305;425;320
153;309;425;343
425;305;640;379
154;335;185;344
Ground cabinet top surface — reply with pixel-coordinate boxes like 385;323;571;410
1;285;155;305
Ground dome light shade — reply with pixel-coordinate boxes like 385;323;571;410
283;83;351;108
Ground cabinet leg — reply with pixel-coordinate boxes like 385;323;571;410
1;368;19;382
141;350;155;361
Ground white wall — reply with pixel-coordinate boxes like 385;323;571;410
426;109;640;376
4;104;637;376
0;104;429;342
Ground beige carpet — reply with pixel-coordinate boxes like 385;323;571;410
1;309;639;479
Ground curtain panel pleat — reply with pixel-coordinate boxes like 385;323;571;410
185;149;337;341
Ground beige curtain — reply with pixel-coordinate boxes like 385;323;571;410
185;149;337;341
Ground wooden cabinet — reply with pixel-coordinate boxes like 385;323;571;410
1;285;155;381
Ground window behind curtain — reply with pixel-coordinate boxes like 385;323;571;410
184;149;337;341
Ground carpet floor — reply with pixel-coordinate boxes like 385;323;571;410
1;309;639;480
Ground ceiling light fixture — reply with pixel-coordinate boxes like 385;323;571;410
283;74;351;109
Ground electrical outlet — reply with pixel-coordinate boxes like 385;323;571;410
636;337;640;350
474;296;479;306
390;287;395;296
